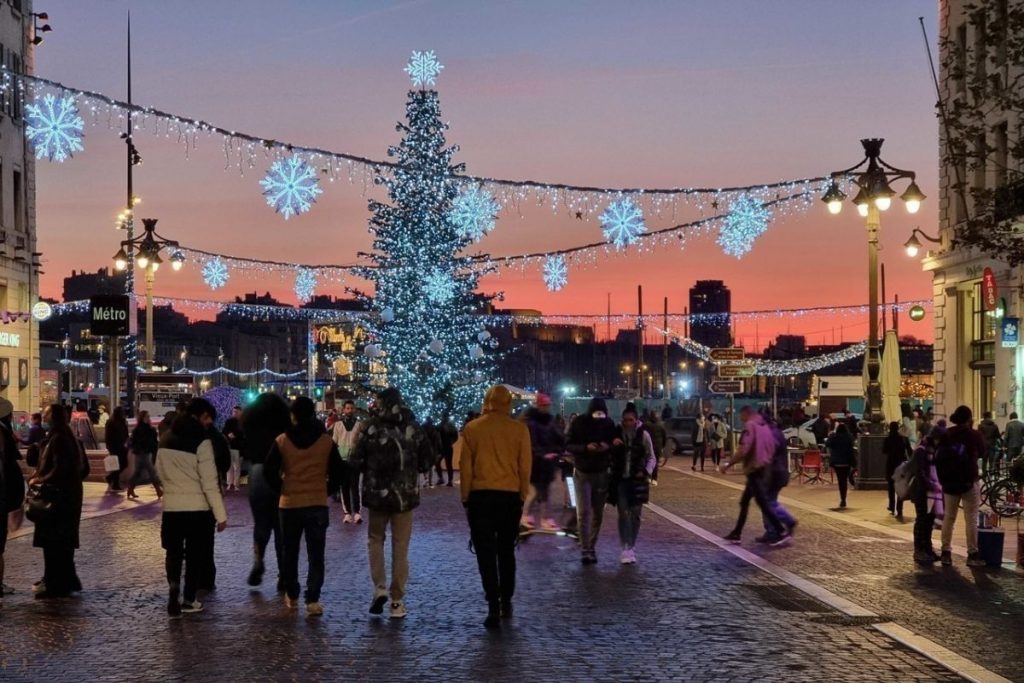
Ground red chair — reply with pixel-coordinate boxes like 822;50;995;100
798;450;824;485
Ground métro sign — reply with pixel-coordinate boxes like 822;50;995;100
709;347;745;361
709;379;744;394
89;295;136;337
718;364;755;378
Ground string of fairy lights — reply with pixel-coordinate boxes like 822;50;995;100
9;54;837;298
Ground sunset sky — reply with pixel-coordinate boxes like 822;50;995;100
34;0;940;348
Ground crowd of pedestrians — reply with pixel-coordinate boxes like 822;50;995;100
0;386;1014;627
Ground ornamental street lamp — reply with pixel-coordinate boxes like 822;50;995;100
823;138;924;488
112;217;184;371
903;227;942;258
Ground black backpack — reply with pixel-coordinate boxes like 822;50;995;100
935;440;973;495
769;424;790;489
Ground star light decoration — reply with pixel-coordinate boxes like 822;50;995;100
717;194;772;258
450;185;499;241
259;156;323;220
294;268;317;303
600;198;646;250
404;50;444;87
202;257;230;290
25;93;85;162
543;254;568;292
424;268;457;304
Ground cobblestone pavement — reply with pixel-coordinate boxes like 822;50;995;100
0;479;969;683
653;463;1024;681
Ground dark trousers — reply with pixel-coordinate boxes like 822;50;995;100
886;478;903;515
731;470;784;535
913;494;935;552
249;463;284;577
467;490;522;604
42;546;79;594
435;451;454;484
106;451;126;490
692;442;706;470
280;506;329;603
161;510;215;603
710;446;722;466
339;462;361;515
834;466;851;504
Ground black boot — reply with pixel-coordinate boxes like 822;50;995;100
247;546;265;587
500;598;513;619
484;600;501;629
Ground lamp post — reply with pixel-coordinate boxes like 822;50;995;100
823;138;924;488
112;218;184;373
903;227;942;258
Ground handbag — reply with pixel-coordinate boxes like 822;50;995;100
23;483;59;523
103;454;121;473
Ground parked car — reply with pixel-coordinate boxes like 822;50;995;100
783;412;862;448
663;416;698;457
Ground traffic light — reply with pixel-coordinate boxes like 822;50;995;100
314;387;323;399
244;389;257;404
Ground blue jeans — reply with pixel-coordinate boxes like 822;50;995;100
280;506;329;603
616;480;643;549
573;471;609;553
762;479;796;534
248;463;284;577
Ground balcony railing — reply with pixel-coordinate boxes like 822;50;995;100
993;178;1024;223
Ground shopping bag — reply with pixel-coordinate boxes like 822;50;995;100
103;454;121;473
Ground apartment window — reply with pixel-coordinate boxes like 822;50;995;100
13;169;22;233
974;133;987;193
994;122;1008;188
11;53;22;119
955;23;967;95
17;283;27;311
0;284;7;311
955;141;968;223
973;11;987;88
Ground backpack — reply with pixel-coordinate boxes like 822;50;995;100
934;440;973;495
892;454;920;500
769;425;790;490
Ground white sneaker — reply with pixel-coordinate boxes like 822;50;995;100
620;549;631;564
627;549;637;564
180;600;204;613
353;513;363;524
306;602;324;617
343;514;353;524
389;601;407;619
284;595;298;609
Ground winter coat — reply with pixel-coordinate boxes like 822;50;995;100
264;420;343;509
156;416;228;524
524;407;565;487
460;386;532;502
734;414;774;474
223;416;245;454
913;440;944;517
883;434;912;479
350;394;434;514
938;424;983;494
646;419;667;452
240;394;291;466
331;417;361;461
105;417;129;457
566;398;618;474
1;422;24;513
978;419;1001;451
32;429;89;549
608;425;656;507
130;422;159;456
1005;419;1024;454
692;419;707;445
826;431;855;467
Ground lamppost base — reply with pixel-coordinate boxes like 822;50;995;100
855;434;889;490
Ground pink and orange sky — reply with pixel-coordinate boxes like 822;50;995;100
35;0;940;347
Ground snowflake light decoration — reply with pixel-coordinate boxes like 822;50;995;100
424;268;456;304
25;94;85;162
600;198;646;250
294;268;317;303
202;257;230;290
717;194;772;258
543;254;568;292
450;185;499;241
259;156;323;220
404;50;444;87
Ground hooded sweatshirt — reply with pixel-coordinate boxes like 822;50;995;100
460;385;532;502
566;397;618;474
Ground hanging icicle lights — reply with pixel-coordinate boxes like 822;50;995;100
669;334;869;377
4;69;829;222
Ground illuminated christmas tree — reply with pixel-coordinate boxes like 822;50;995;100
357;62;497;423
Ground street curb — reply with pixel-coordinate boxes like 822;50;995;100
646;499;1014;683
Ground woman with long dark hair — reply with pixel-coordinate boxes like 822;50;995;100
103;406;129;493
242;392;292;589
883;420;912;521
826;423;855;509
30;404;89;598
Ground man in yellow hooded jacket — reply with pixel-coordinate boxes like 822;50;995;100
460;385;532;629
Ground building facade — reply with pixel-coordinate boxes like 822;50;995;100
924;0;1023;420
0;0;38;413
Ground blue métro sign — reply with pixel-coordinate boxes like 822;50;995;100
1001;317;1019;349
